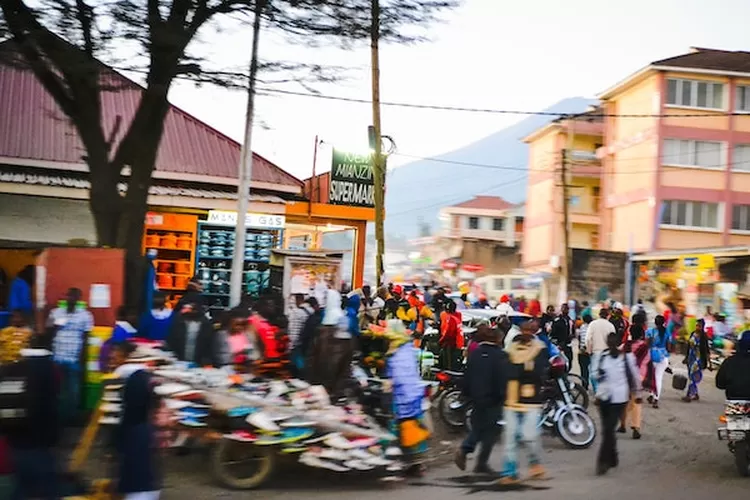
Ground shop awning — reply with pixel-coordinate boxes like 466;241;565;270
631;246;750;262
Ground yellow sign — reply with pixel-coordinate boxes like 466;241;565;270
679;254;716;284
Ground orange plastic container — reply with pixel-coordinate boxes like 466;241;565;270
145;234;160;247
157;274;174;289
160;233;177;248
175;262;191;275
157;262;172;273
176;235;192;250
174;276;188;289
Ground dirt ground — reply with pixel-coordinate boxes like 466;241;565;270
109;368;747;499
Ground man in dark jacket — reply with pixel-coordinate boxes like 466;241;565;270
455;325;507;475
550;303;574;363
0;334;60;499
499;320;549;485
716;333;750;399
167;303;220;367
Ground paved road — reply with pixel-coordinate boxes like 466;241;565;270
153;369;748;499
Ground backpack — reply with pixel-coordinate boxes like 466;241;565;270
0;361;32;433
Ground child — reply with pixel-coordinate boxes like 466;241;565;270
138;293;173;342
100;307;138;372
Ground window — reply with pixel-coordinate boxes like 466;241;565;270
731;204;750;231
735;145;750;171
666;78;725;110
661;200;720;229
737;85;750;112
468;216;479;230
492;218;505;231
494;278;506;290
663;139;724;169
509;278;524;289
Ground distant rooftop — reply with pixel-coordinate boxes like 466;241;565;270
449;195;515;211
652;47;750;73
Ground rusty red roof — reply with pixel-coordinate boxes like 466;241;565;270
450;196;515;211
0;62;303;190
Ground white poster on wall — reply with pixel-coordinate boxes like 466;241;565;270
89;284;111;309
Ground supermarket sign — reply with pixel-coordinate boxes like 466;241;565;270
329;149;375;207
207;210;285;229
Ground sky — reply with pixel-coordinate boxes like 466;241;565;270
163;0;750;181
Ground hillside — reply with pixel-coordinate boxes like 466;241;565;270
384;97;598;239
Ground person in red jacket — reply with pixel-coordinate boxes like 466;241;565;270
439;300;464;370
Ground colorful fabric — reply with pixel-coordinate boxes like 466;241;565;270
646;326;671;364
0;326;32;364
631;339;656;394
686;332;703;398
390;413;429;462
387;342;424;420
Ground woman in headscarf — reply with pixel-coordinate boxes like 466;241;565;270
385;321;430;477
619;318;653;439
682;318;710;402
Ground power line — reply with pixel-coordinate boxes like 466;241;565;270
258;87;747;118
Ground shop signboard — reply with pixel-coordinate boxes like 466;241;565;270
329;149;375;207
206;210;285;229
679;254;716;284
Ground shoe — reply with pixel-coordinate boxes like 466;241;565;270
496;475;520;486
652;401;659;409
632;428;642;440
596;463;609;476
617;426;626;433
246;412;280;432
681;396;692;403
473;464;497;476
454;449;467;471
528;464;546;480
647;395;655;405
344;460;375;471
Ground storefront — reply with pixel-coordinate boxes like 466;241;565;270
633;246;750;331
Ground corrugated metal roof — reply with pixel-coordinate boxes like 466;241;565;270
0;62;303;189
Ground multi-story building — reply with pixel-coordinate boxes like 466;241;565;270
521;109;604;272
600;47;750;252
523;47;750;275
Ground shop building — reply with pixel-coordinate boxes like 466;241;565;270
0;52;372;313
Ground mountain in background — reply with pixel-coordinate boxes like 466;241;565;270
384;97;598;240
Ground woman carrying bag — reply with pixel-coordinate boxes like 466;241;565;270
595;332;640;476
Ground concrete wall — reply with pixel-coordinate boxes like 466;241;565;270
0;193;96;245
569;248;628;302
461;240;521;276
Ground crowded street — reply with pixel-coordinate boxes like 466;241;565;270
151;369;746;499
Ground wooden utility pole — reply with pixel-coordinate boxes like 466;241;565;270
371;0;385;286
560;115;576;300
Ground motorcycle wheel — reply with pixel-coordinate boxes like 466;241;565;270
735;441;749;477
570;382;590;409
439;389;466;430
555;407;596;449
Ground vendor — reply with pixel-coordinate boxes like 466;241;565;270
222;308;259;370
385;321;430;477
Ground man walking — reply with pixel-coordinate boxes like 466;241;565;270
455;325;507;475
499;320;549;484
586;308;616;393
551;303;574;363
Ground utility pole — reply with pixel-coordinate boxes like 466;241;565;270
560;114;576;301
229;0;265;307
371;0;386;287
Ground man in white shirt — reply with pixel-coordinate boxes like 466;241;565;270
585;308;616;393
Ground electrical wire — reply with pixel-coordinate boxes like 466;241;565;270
257;87;749;118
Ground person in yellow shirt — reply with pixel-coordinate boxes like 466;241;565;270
0;310;33;364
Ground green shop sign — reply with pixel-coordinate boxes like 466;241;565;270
329;149;375;207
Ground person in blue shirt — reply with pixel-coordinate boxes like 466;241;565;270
8;266;34;315
138;293;173;342
646;314;672;409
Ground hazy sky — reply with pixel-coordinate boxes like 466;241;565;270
163;0;750;180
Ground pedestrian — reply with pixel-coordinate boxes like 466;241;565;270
551;303;574;363
586;308;616;393
609;304;630;344
498;320;549;485
577;314;592;390
716;331;750;400
48;287;94;426
682;318;710;402
595;332;639;475
138;292;173;342
296;297;322;380
620;322;653;439
646;314;672;409
0;333;60;499
359;285;384;329
455;325;506;475
7;266;34;316
0;310;33;364
222;309;258;369
99;306;138;372
166;303;220;367
111;342;163;500
439;300;463;371
287;293;310;356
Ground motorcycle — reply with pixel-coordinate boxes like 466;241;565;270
717;399;750;476
463;355;597;449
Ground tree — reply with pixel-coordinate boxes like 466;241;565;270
0;0;457;306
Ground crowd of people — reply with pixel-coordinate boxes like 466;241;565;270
2;276;750;496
